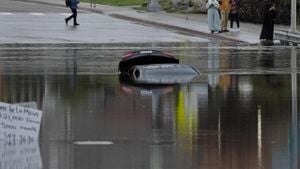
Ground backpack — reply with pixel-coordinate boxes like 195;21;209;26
65;0;71;7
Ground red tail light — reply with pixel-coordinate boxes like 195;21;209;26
162;51;174;57
122;51;134;59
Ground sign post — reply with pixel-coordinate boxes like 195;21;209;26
185;0;189;20
147;0;161;12
291;0;297;32
90;0;96;8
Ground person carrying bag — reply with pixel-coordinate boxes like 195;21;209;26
65;0;80;26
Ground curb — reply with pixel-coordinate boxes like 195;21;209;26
19;0;250;44
110;14;246;44
0;42;220;49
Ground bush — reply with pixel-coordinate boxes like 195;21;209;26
157;0;299;25
239;0;298;25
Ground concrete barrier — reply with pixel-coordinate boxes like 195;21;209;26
274;29;300;46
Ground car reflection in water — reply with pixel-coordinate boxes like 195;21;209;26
119;62;200;96
118;49;199;85
119;63;199;144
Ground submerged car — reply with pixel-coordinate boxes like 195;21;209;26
118;50;179;73
118;50;200;85
130;64;199;84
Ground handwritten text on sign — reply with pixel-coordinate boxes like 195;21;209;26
0;102;42;141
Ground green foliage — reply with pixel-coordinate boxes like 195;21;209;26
159;0;190;13
85;0;299;24
159;0;173;12
81;0;145;6
240;0;299;25
239;1;261;23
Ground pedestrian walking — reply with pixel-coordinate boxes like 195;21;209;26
229;0;240;30
259;0;276;41
206;0;222;33
65;0;80;26
219;0;231;32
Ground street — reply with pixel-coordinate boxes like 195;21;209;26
0;0;211;44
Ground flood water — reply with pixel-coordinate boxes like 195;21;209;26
0;44;299;169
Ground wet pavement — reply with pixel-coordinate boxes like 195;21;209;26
0;12;211;44
0;0;288;45
0;45;299;169
15;0;299;45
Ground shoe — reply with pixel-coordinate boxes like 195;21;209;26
65;18;68;25
222;29;229;32
211;30;214;33
218;31;222;33
74;23;80;26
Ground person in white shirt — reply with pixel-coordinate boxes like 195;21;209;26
206;0;222;33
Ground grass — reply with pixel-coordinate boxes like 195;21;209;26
81;0;145;6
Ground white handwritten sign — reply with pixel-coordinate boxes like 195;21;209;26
0;102;42;141
0;141;42;169
14;101;38;109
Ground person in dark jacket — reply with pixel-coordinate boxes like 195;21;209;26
65;0;80;26
229;0;240;30
259;0;276;41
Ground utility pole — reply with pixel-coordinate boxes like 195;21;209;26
185;0;189;20
291;0;297;32
147;0;161;12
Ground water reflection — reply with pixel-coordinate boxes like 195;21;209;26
0;141;42;169
207;43;220;88
290;47;298;169
0;47;299;169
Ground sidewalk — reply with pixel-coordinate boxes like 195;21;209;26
26;0;291;45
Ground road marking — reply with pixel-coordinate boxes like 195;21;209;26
29;12;45;16
73;141;114;145
0;12;72;16
61;13;71;16
0;12;13;15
